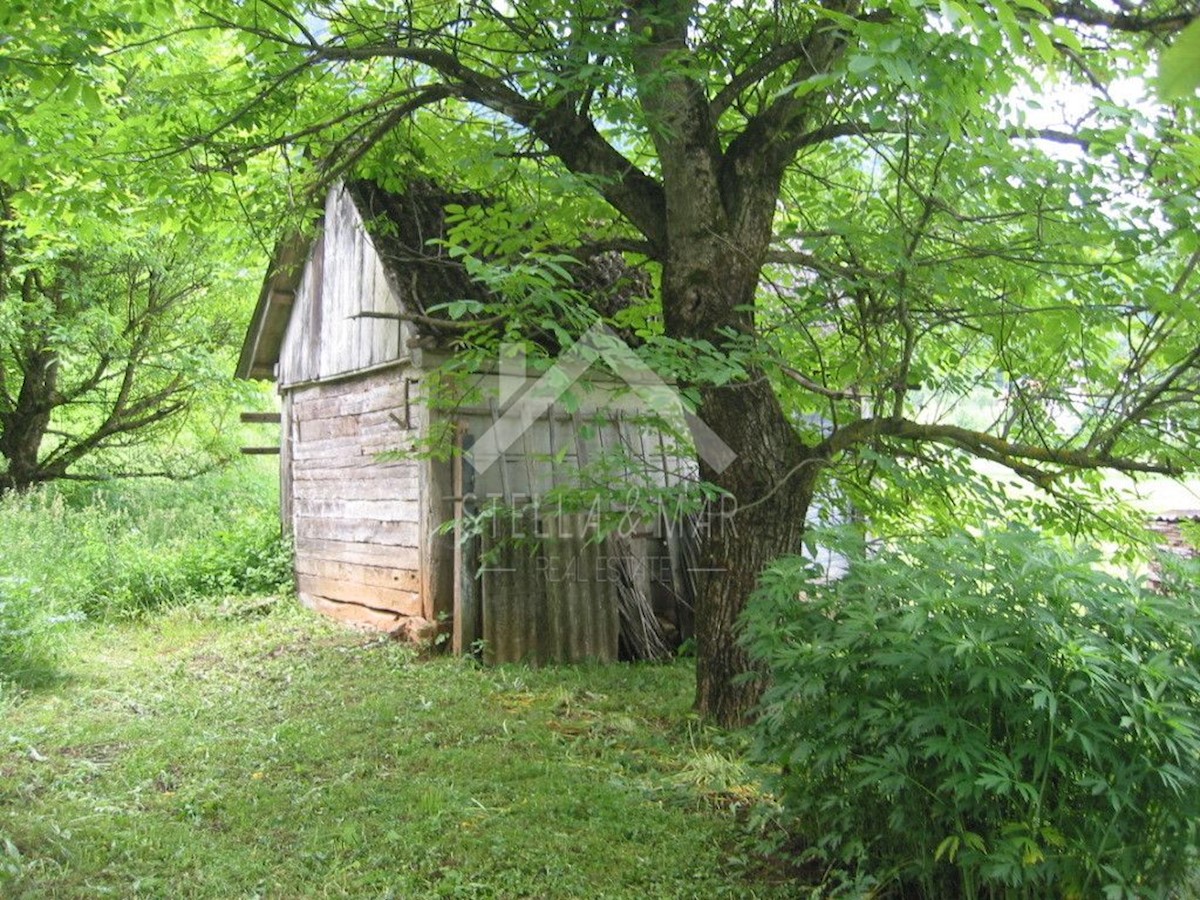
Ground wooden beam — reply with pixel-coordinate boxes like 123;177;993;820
241;411;282;424
240;446;281;455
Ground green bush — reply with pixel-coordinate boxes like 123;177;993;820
0;462;293;624
744;527;1200;898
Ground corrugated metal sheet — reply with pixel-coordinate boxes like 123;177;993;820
458;404;693;664
480;509;620;664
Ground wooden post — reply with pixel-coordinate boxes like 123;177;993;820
419;398;456;630
279;392;294;537
452;425;481;655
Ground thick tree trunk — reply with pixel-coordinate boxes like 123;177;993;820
660;239;818;725
690;375;819;725
624;1;822;723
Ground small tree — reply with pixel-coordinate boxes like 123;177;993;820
0;189;245;492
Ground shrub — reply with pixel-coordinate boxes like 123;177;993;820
744;526;1200;898
0;462;293;623
0;491;90;689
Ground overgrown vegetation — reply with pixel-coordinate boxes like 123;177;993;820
0;601;800;898
0;461;291;691
744;527;1200;898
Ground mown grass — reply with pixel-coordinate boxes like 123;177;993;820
0;598;802;898
0;461;292;692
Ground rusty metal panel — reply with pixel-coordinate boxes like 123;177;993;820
480;508;619;665
456;394;694;665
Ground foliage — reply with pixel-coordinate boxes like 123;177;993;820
0;461;292;639
0;604;799;897
0;575;78;693
0;224;254;491
0;6;281;491
8;0;1200;718
1180;519;1200;552
1159;18;1200;100
744;527;1200;898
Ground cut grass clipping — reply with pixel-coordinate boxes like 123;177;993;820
0;600;800;898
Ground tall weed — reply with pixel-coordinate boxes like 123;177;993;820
0;461;292;685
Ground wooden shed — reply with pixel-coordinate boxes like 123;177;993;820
236;180;696;663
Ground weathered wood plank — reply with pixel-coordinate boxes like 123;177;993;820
297;574;422;616
291;381;411;420
289;435;370;461
292;497;419;522
280;392;295;536
294;557;420;593
289;429;414;458
291;469;418;490
377;251;400;363
240;411;282;424
293;515;420;547
300;593;409;632
291;451;417;472
291;452;412;473
297;415;361;442
290;478;419;502
294;537;421;570
420;438;455;624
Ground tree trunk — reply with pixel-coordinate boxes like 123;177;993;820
0;345;57;493
660;238;818;725
690;375;819;725
626;2;820;723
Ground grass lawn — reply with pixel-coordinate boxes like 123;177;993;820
0;599;802;898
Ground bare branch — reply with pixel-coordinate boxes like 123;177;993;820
780;365;861;400
351;310;505;331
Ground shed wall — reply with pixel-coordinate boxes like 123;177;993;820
285;368;429;631
277;185;415;387
450;399;696;663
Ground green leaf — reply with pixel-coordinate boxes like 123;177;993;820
1027;24;1056;65
934;834;960;862
847;54;876;75
1158;17;1200;100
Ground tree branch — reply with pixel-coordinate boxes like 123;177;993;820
711;40;810;118
351;309;505;331
822;416;1183;482
312;43;668;249
1045;2;1195;35
780;365;861;400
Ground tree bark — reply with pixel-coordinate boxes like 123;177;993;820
690;376;818;724
628;0;822;718
659;233;817;724
0;343;57;493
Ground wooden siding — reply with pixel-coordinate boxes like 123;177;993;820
285;369;433;630
277;185;415;387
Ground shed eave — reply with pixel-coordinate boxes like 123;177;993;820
235;232;312;382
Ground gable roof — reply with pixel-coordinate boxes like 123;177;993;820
235;179;486;381
237;178;652;382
